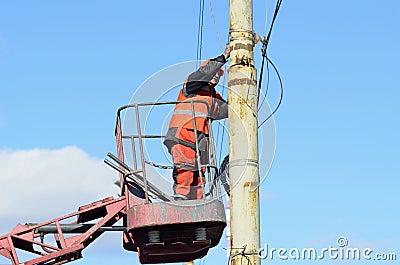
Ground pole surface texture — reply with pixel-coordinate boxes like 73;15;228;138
228;0;260;264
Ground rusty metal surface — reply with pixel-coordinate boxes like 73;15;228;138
228;77;257;87
126;199;226;264
127;200;226;228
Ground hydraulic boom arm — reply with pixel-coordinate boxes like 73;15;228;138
0;196;126;265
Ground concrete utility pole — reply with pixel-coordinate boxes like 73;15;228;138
228;0;260;264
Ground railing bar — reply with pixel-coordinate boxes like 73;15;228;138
135;104;150;204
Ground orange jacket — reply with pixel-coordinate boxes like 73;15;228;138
168;84;225;135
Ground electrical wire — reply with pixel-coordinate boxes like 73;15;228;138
216;64;228;165
210;0;224;51
196;0;206;68
209;4;230;165
258;57;283;128
262;0;269;36
264;0;282;48
257;44;267;105
257;0;283;127
257;57;270;111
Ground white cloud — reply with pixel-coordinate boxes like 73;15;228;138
0;146;119;233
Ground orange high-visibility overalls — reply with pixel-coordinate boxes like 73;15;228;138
164;56;228;200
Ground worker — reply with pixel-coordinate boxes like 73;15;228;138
164;44;232;200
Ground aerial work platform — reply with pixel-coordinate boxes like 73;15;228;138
0;102;227;265
114;102;227;263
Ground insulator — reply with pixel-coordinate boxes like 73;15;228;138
194;227;207;241
148;230;161;243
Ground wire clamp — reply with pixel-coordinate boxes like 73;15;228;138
229;28;256;42
229;159;259;169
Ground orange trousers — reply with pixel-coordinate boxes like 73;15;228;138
170;129;206;200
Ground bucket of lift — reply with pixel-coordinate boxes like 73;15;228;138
106;103;227;264
125;200;226;264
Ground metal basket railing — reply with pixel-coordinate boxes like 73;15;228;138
108;100;223;203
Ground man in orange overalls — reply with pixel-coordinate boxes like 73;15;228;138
164;45;231;200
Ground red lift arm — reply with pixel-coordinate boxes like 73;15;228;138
0;196;126;265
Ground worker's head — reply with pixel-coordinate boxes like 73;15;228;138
210;67;224;85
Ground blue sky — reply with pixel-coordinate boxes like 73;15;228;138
1;1;400;265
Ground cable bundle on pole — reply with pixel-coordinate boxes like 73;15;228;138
257;0;283;128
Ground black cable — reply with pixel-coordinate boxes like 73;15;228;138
257;56;270;111
216;33;231;166
216;66;227;165
258;57;283;128
264;0;282;48
199;0;205;61
257;0;283;127
196;0;205;68
257;0;282;93
257;43;267;105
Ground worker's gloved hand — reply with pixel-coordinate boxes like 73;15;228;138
223;43;232;60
